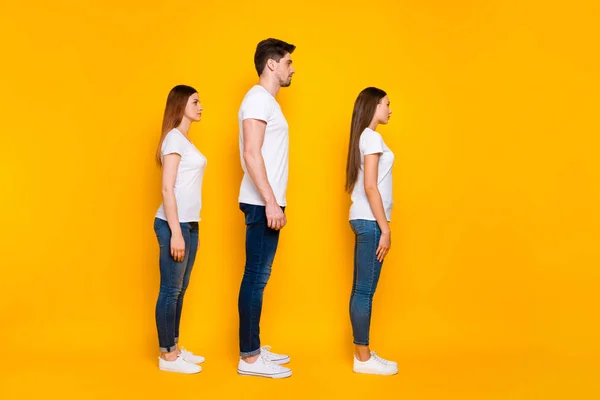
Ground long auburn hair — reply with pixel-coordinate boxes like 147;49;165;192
345;87;387;193
156;85;197;165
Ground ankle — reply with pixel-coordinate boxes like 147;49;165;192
242;354;260;364
355;345;371;362
161;351;179;361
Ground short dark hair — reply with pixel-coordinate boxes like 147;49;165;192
254;38;296;77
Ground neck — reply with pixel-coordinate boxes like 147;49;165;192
176;118;191;137
258;76;281;98
368;121;379;131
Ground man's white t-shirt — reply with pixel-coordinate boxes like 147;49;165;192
156;128;207;222
238;85;289;207
349;128;395;222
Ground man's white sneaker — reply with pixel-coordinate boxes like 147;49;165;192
158;356;202;374
238;354;292;378
180;347;205;364
353;353;398;376
261;345;290;365
370;351;397;366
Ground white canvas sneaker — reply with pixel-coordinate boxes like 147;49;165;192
261;345;290;365
353;353;398;376
180;347;205;364
159;356;202;374
238;354;292;378
370;351;397;366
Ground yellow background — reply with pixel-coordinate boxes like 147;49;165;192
1;0;599;398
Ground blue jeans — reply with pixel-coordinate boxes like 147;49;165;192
349;219;384;346
238;203;283;357
154;217;199;352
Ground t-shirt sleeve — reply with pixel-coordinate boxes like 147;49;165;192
161;131;187;157
240;92;271;122
360;130;384;155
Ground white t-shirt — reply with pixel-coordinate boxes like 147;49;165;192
349;128;395;222
156;128;207;222
238;85;289;207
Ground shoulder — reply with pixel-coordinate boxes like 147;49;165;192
360;128;382;142
164;129;187;143
243;86;271;103
162;129;190;153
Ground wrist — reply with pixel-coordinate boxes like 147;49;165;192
265;198;278;207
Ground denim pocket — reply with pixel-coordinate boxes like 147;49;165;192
240;203;263;226
350;219;367;234
154;218;171;247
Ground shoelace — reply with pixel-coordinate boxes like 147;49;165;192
371;351;390;364
260;354;280;370
180;347;191;356
261;345;277;358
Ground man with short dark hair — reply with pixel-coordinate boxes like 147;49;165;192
236;38;296;379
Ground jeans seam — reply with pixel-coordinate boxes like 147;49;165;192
166;236;178;350
350;231;358;343
245;210;265;355
174;223;191;341
368;224;378;345
253;221;265;351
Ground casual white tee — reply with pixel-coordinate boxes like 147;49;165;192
238;85;289;207
349;128;395;221
156;128;207;222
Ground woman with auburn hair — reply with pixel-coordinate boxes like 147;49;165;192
345;87;398;376
154;85;207;374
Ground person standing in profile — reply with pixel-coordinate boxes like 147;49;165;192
154;85;207;374
345;87;398;376
236;38;296;379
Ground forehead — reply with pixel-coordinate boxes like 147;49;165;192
189;93;200;101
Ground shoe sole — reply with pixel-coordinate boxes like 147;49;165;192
353;368;398;376
238;369;292;379
271;356;291;365
159;366;202;374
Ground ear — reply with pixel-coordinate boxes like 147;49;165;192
267;58;276;71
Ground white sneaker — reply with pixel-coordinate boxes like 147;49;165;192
159;356;202;374
180;347;205;364
353;353;398;376
370;351;397;366
238;354;292;378
261;345;290;365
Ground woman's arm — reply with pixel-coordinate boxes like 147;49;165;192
161;154;185;262
364;153;391;262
